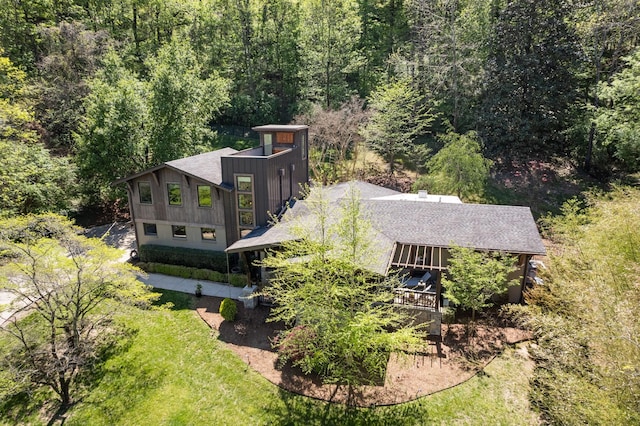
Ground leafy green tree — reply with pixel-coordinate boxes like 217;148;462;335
0;214;157;408
443;245;517;323
0;52;76;217
414;131;492;201
35;22;109;152
480;0;580;158
147;38;229;163
593;48;640;172
362;78;434;174
260;184;425;386
75;50;149;204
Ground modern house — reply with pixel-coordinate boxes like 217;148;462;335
226;181;546;313
115;124;546;330
114;124;310;252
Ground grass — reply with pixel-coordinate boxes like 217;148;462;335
1;290;540;425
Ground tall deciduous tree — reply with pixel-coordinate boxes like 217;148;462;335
593;49;640;172
414;131;492;201
443;245;517;323
480;0;580;158
363;78;434;174
259;184;425;386
75;50;149;204
0;214;157;407
0;52;75;217
147;38;229;163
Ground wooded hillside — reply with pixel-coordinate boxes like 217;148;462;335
1;0;639;215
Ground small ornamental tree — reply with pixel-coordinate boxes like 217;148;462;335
414;131;492;201
443;245;518;324
259;183;425;387
0;214;157;407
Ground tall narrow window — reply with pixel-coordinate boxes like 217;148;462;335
301;133;307;160
167;183;182;206
236;175;255;237
138;182;152;204
264;133;273;156
198;185;212;207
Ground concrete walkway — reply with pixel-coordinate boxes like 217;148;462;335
139;273;246;300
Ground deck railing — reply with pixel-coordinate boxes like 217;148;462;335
393;288;438;310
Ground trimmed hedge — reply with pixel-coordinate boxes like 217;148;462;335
137;262;249;287
138;244;228;272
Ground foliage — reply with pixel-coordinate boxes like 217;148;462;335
0;288;539;424
593;48;640;172
75;49;149;204
147;38;229;164
136;262;248;287
507;187;640;424
259;183;425;385
362;78;435;174
219;298;237;322
294;97;369;184
0;215;157;407
414;131;492;201
138;244;229;272
443;245;518;323
480;0;580;158
0;51;76;217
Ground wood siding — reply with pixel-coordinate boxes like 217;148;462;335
129;169;228;250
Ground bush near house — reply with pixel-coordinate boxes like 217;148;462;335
139;244;228;272
219;298;237;321
137;262;248;287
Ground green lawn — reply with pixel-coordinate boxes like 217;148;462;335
1;290;540;425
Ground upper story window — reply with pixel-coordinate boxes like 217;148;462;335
301;133;307;160
264;133;273;155
167;183;182;206
236;175;255;234
198;185;212;207
138;182;152;204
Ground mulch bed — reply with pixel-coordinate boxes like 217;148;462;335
194;295;531;407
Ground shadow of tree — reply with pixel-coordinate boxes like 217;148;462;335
263;388;431;426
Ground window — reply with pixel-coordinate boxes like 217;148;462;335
167;183;182;206
238;193;253;209
139;182;152;204
172;225;187;238
237;176;252;192
301;133;307;160
198;185;212;207
239;211;254;227
264;133;273;155
236;175;255;235
143;223;157;236
201;227;216;241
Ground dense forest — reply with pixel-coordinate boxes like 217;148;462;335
1;0;639;217
1;1;640;423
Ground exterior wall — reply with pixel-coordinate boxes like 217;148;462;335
128;169;228;251
135;221;228;251
222;128;309;246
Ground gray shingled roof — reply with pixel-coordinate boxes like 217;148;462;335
226;181;546;257
113;147;238;189
165;148;238;186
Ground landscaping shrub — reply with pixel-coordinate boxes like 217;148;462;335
219;298;237;321
138;245;228;272
274;325;318;365
136;262;250;286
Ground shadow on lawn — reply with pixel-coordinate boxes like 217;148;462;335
264;388;431;426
